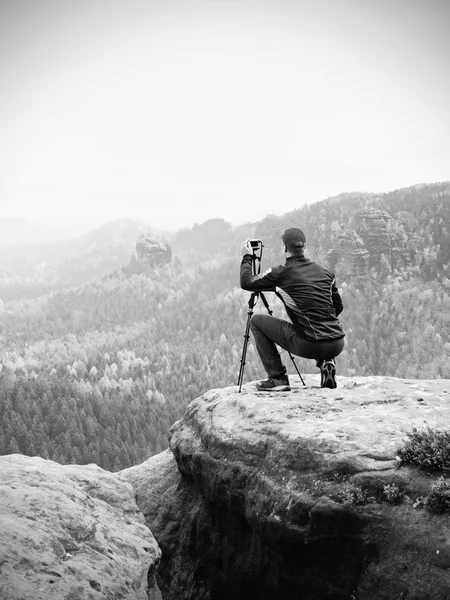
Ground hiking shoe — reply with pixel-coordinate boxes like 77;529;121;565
256;375;290;392
320;359;337;389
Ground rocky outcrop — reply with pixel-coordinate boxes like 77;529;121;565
327;229;370;277
328;209;412;277
123;376;450;600
136;236;172;269
122;236;172;276
356;209;408;271
0;455;162;600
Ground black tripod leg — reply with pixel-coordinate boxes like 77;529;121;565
259;292;306;387
287;352;306;386
259;292;273;316
238;293;258;392
237;314;252;392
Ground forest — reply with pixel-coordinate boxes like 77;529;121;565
1;182;449;471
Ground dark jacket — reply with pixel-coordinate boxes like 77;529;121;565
240;254;345;342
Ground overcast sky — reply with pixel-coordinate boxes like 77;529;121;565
1;0;449;233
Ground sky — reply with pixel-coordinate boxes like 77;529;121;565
1;0;449;233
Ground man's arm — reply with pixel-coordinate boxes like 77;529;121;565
331;279;343;316
240;255;278;291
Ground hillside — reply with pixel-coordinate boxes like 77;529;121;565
256;182;450;280
0;218;165;299
0;182;449;471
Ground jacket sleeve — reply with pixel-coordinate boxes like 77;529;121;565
331;278;344;316
240;255;278;291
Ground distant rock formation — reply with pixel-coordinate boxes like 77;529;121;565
123;236;172;275
356;209;405;270
0;455;162;600
327;229;370;277
136;236;172;269
0;218;162;292
328;209;412;277
123;376;450;600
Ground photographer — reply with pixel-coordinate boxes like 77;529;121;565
240;228;345;390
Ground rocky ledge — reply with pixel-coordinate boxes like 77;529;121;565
123;375;450;600
0;455;162;600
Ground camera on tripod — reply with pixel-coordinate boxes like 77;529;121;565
248;239;262;250
246;239;263;266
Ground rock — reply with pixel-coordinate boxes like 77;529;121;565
327;209;412;277
127;376;450;600
121;450;183;597
121;449;181;527
356;208;410;272
136;236;172;269
327;229;370;277
0;455;162;600
122;236;172;276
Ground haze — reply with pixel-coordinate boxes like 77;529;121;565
1;0;449;234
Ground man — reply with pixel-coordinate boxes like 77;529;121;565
240;228;345;391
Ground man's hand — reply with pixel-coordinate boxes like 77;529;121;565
240;239;253;257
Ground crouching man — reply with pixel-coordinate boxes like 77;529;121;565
240;228;345;390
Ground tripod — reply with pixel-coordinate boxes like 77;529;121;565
237;243;305;392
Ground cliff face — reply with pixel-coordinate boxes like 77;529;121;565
123;376;450;600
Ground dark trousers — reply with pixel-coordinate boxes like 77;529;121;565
250;313;345;378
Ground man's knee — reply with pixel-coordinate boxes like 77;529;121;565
250;313;269;331
250;313;262;331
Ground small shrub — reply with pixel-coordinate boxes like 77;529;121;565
426;477;450;514
382;483;405;505
341;483;375;506
397;427;450;473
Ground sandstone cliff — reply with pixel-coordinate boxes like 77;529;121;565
135;237;172;269
327;209;412;277
326;229;370;278
123;236;172;276
0;455;162;600
123;376;450;600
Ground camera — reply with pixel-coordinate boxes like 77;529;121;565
248;239;262;251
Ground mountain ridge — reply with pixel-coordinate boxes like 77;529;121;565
0;218;167;294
